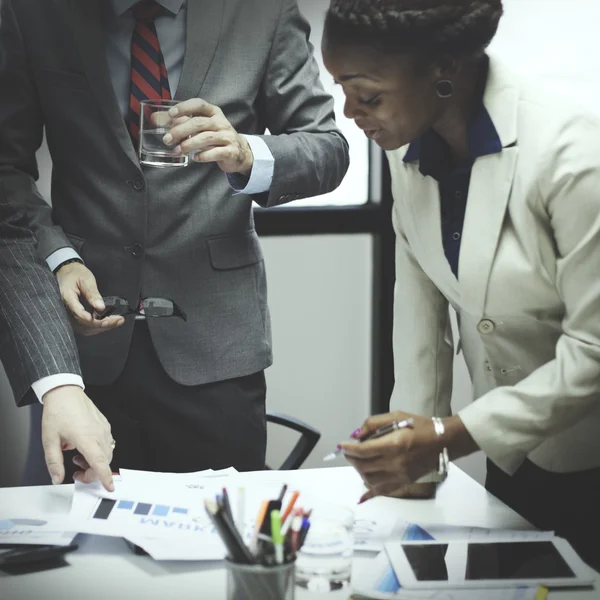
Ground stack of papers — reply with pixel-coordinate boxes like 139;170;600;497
63;467;406;560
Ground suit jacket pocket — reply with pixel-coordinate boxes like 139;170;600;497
34;68;88;92
207;230;263;270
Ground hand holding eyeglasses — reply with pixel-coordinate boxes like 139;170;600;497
56;262;125;336
56;263;187;336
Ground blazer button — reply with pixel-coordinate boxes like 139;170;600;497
477;319;495;334
132;177;145;191
131;243;144;258
484;361;493;373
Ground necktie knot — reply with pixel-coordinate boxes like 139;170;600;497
132;0;162;22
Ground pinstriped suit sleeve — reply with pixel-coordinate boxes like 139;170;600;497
0;188;81;407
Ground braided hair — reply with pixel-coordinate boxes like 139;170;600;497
324;0;503;64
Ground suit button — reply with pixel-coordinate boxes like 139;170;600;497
131;243;144;258
484;361;493;373
478;319;495;334
132;177;145;191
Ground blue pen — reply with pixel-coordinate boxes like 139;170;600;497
297;516;311;551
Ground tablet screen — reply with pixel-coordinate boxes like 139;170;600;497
403;542;576;581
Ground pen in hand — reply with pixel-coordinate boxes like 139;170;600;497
323;417;415;461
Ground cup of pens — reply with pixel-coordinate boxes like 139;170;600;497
205;485;307;600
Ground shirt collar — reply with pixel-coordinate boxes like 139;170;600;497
403;57;503;176
111;0;185;17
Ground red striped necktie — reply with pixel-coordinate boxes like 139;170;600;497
127;0;171;148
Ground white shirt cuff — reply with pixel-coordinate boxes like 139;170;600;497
46;248;82;272
33;374;85;404
227;135;274;195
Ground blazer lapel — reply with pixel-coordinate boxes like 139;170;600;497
458;56;520;315
459;148;518;315
406;170;461;308
174;0;225;100
69;0;139;167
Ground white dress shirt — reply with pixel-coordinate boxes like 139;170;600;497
41;0;274;398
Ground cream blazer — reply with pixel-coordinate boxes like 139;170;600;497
387;55;600;476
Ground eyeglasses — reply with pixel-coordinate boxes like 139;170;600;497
95;297;187;321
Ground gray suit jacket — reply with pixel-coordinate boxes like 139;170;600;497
0;0;349;386
0;188;81;406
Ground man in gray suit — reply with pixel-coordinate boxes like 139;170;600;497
0;194;114;491
0;0;348;478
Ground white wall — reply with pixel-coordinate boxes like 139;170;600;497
263;235;372;470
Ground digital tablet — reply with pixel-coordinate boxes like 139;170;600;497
384;538;595;590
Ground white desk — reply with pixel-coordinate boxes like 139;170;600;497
0;465;597;600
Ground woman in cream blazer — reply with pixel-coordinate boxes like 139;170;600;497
323;0;600;568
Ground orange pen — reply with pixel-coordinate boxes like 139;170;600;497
249;500;269;554
281;491;300;524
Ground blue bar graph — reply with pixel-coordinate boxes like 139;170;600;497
134;503;152;516
94;499;190;519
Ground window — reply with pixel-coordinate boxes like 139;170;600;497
283;0;372;207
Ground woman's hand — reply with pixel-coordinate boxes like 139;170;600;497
341;411;478;503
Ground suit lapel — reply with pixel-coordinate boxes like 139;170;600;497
69;0;139;167
406;171;461;308
174;0;225;100
458;56;520;315
458;148;518;314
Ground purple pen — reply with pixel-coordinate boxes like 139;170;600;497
322;417;415;461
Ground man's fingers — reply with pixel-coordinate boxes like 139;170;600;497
72;454;90;471
62;289;93;322
166;118;215;145
191;147;234;165
73;468;100;485
77;440;114;492
78;277;104;312
168;98;218;118
42;432;65;486
77;315;124;336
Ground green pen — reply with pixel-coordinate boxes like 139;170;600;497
271;509;284;565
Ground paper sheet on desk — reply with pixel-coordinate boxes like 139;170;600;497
68;468;403;559
0;517;77;546
119;467;239;486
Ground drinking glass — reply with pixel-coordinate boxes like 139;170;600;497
295;504;354;592
139;99;188;168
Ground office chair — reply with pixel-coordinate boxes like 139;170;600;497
265;411;321;470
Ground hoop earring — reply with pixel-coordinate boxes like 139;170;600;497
436;80;454;99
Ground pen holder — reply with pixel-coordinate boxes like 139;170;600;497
226;559;296;600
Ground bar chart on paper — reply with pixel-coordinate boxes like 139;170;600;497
83;496;217;537
93;499;190;520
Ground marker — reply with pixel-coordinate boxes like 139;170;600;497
250;500;269;554
281;491;300;525
236;487;245;535
323;418;415;461
271;510;284;565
